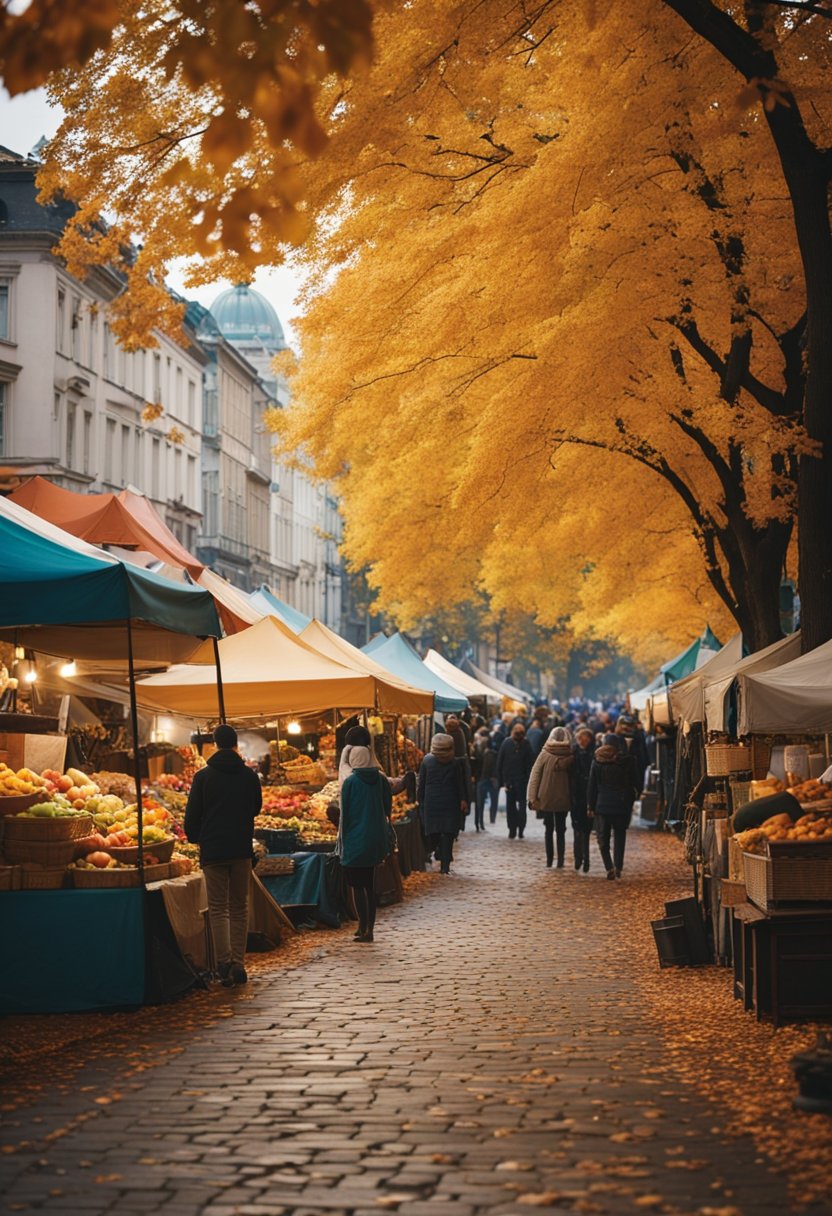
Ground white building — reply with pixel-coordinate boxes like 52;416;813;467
0;146;204;547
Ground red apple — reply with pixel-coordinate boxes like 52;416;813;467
56;775;73;793
87;851;113;868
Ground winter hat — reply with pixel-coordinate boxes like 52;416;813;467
602;732;625;752
431;733;455;759
345;725;372;747
346;745;372;769
548;726;573;746
575;725;595;741
213;724;238;750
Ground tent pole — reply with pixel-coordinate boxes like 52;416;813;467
212;636;226;723
126;617;144;876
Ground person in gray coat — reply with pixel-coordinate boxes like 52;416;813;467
418;733;467;874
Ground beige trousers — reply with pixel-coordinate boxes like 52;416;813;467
203;859;250;967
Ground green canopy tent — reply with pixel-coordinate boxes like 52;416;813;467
660;626;722;686
362;632;468;715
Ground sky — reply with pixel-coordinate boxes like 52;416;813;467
0;87;306;345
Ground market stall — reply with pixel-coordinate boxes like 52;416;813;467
461;659;531;708
422;649;499;706
362;633;468;715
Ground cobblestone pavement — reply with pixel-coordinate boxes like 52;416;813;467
0;819;825;1216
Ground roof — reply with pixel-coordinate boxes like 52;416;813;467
668;633;744;726
423;649;499;702
704;631;802;733
360;633;467;714
738;635;832;735
660;626;722;684
210;284;286;351
9;476;204;579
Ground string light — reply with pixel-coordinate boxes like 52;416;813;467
60;660;77;678
286;720;302;735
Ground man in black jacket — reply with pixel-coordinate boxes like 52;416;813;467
184;724;262;986
496;723;534;840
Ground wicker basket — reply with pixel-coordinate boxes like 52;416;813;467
19;865;68;890
729;780;752;813
0;864;21;891
72;867;141;889
0;792;43;817
141;862;171;883
719;877;747;907
4;836;79;867
743;842;832;911
751;736;773;780
2;812;93;841
705;743;752;776
105;837;175;864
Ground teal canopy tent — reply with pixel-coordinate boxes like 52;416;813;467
361;633;468;714
248;584;311;633
660;626;722;686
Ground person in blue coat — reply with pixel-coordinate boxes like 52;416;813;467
339;745;393;942
418;733;467;874
587;733;640;880
496;722;534;840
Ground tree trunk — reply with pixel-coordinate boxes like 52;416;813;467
709;514;790;653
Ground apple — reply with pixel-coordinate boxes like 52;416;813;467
87;851;113;868
56;775;73;793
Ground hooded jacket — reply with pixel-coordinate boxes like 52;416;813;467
527;740;574;813
496;735;534;789
587;736;639;817
184;748;262;865
571;740;596;824
418;752;466;835
339;767;393;868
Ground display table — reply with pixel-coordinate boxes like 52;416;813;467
259;852;345;927
731;901;832;1026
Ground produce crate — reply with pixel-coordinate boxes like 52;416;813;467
4;836;78;866
0;793;40;817
255;856;296;876
2;812;93;841
719;877;747;907
729;780;752;812
73;867;141;889
743;841;832;912
0;864;21;891
705;743;752;776
105;837;176;864
301;840;336;854
255;828;299;854
19;865;68;890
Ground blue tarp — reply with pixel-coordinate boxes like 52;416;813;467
361;632;467;714
248;585;311;633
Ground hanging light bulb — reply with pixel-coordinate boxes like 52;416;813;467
286;720;302;736
13;645;25;661
23;666;38;684
60;660;77;678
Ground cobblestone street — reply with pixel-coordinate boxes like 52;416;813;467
1;821;829;1216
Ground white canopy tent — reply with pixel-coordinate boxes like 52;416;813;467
629;672;665;714
669;634;744;728
422;650;498;702
738;636;832;735
704;632;801;734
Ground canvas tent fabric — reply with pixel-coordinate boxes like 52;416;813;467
669;634;744;727
195;568;265;635
737;636;832;735
0;497;220;663
134;615;379;719
9;476;204;579
660;626;722;685
360;633;468;715
629;672;665;713
704;632;802;734
248;585;311;633
462;659;531;705
423;649;498;702
300;619;434;715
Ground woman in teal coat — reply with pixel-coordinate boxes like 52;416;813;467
339;745;393;942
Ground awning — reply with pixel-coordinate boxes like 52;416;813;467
195;567;265;635
704;632;802;733
629;672;665;713
669;634;744;727
423;649;499;702
0;497;220;664
738;635;832;735
361;633;468;715
300;619;434;715
133;615;377;719
9;475;204;579
462;659;531;705
660;626;722;685
248;585;311;632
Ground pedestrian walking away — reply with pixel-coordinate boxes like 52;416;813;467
418;733;467;873
472;726;499;829
587;732;640;880
527;725;575;867
496;721;534;840
338;745;393;942
571;724;596;872
184;723;262;986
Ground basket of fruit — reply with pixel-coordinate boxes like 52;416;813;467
105;836;176;864
3;835;79;867
141;861;172;883
0;792;40;817
71;856;141;888
0;864;21;891
3;805;93;840
19;863;69;890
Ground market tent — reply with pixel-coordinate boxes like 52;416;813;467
423;649;499;702
0;497;220;664
361;633;468;715
299;619;434;715
462;658;531;705
194;567;265;635
738;636;832;735
248;584;311;632
669;633;744;727
9;475;204;580
629;672;665;713
133;614;378;719
660;626;722;685
704;631;801;734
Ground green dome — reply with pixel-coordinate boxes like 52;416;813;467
209;283;285;350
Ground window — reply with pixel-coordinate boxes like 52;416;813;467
151;437;160;498
104;417;116;482
57;288;66;353
153;354;161;403
0;282;9;340
66;402;76;469
187;380;196;426
83;411;92;475
187;453;196;507
176;365;183;414
87;310;96;369
103;323;111;379
120;423;130;486
70;294;81;361
0;382;6;454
